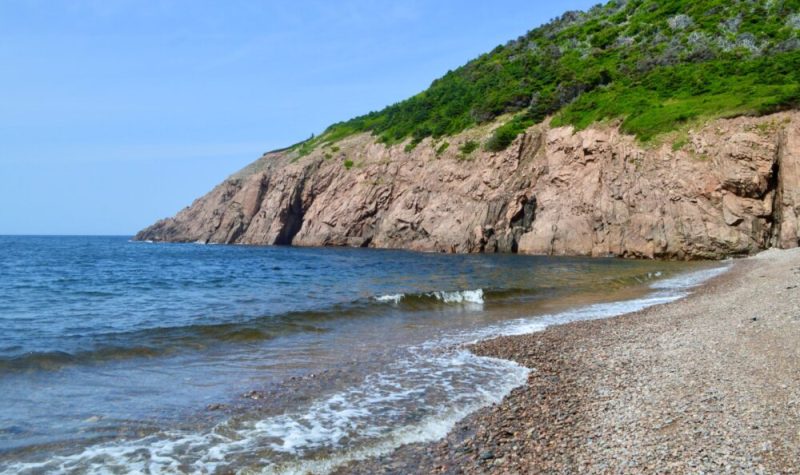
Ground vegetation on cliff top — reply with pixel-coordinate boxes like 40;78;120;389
295;0;800;154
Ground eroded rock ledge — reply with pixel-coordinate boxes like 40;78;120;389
136;112;800;259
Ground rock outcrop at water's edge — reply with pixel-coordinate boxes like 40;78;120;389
136;112;800;259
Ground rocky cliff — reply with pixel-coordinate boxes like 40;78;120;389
136;112;800;259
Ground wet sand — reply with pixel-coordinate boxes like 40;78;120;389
336;248;800;474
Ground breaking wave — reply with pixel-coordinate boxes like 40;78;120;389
374;289;484;305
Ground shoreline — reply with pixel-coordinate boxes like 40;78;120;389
0;245;723;474
336;248;800;474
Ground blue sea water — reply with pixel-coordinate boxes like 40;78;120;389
0;236;726;473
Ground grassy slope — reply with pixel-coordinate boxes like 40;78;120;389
296;0;800;156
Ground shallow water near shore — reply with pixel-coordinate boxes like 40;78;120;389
0;236;726;473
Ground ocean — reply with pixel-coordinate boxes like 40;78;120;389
0;236;727;473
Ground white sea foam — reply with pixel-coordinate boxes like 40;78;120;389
431;289;484;304
373;293;404;304
2;265;728;475
374;288;484;305
2;350;527;475
649;264;729;290
420;263;730;348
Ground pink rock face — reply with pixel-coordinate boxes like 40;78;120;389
136;112;800;259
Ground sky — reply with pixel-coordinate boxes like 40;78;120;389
0;0;598;235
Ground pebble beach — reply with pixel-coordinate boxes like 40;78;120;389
338;248;800;474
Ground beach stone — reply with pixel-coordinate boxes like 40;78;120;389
332;248;800;474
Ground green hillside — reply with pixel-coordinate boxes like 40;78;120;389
299;0;800;154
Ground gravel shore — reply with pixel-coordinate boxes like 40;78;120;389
335;248;800;474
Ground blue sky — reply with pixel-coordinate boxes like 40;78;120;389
0;0;597;235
